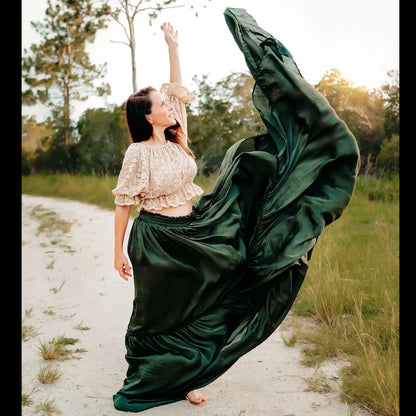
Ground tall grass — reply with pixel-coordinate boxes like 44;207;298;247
21;173;399;416
21;174;118;211
292;175;399;416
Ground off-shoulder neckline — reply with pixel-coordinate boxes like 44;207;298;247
133;140;175;149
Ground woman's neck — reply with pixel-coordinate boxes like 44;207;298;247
150;128;167;145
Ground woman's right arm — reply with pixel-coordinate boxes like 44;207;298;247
161;22;196;143
114;204;132;280
163;22;182;86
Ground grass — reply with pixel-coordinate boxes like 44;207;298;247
38;335;87;360
34;399;62;415
291;176;399;416
49;280;66;294
22;308;40;342
22;173;399;416
74;321;91;331
30;206;73;236
22;174;117;211
38;365;62;384
22;387;37;407
22;322;39;342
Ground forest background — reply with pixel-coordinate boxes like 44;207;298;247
21;0;399;178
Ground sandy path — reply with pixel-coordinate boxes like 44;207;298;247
21;194;372;416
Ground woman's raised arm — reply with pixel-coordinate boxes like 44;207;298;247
163;22;182;86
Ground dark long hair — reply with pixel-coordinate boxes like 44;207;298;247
125;86;194;157
125;87;156;142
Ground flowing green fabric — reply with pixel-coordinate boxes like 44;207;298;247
113;8;360;412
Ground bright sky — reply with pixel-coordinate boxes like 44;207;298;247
22;0;399;121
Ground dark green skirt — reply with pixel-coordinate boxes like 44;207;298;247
113;7;360;412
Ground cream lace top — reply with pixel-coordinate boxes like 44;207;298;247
112;83;204;214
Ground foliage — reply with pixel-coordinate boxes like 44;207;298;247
22;68;399;178
21;2;398;179
376;134;399;177
315;69;386;176
22;115;55;175
22;0;112;147
187;72;265;174
22;115;54;154
75;104;130;174
379;70;399;139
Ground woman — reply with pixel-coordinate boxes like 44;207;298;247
112;22;207;407
112;9;360;413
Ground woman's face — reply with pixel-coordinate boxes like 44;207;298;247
149;91;176;127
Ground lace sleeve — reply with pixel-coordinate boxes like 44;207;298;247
160;83;196;137
112;143;149;205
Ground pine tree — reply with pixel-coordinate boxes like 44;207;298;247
22;0;112;146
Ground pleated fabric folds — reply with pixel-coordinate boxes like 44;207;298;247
113;7;360;412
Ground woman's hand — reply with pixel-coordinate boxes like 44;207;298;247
115;252;132;281
163;22;179;48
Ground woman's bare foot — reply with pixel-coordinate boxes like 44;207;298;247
186;389;208;406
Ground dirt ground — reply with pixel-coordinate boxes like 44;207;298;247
21;194;374;416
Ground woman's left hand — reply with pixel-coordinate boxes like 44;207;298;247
163;22;179;47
